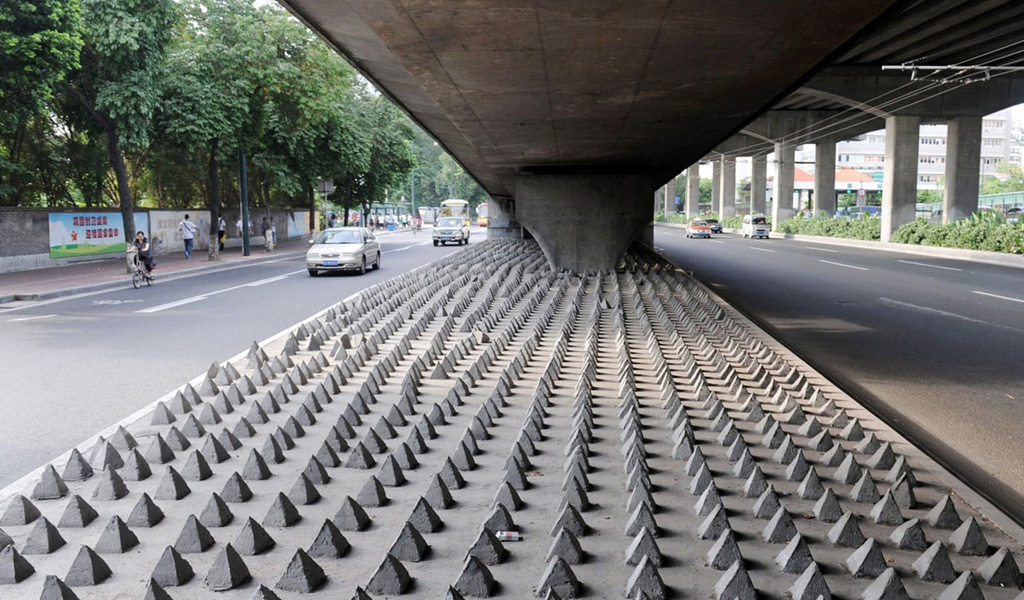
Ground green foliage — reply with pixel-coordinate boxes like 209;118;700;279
777;215;881;240
699;178;712;206
981;163;1024;195
892;212;1024;254
916;189;943;204
721;216;743;229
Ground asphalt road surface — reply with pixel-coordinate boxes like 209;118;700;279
0;228;476;488
654;225;1024;523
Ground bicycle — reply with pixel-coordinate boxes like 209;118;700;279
127;237;159;289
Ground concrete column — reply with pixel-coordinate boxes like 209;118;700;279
685;167;700;217
814;140;837;217
751;155;767;215
663;178;676;216
711;160;722;216
719;156;736;218
772;142;795;230
881;115;921;242
944;115;982;224
514;172;655;272
486;196;521;239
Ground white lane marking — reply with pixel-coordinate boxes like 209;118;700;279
973;290;1024;305
819;259;869;271
749;247;775;253
707;240;725;244
136;269;303;314
8;314;57;322
879;297;1024;334
135;296;209;314
805;246;840;253
898;260;963;272
244;274;291;287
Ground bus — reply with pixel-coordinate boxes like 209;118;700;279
417;206;439;225
440;199;470;225
477;202;488;227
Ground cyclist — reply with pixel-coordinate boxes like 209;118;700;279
133;231;154;274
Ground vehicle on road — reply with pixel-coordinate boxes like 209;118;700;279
705;218;723;233
742;214;770;239
477;202;488;228
433;216;470;246
128;245;155;288
306;227;380;276
439;199;470;225
686;219;711;239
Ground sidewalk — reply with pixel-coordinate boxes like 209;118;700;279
0;238;311;304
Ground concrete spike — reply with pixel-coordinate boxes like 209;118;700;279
40;575;80;600
714;560;757;600
334;496;371;531
892;473;916;509
537;557;579;599
467;528;508;565
707;528;742;570
58;495;98;528
205;544;251;591
482;504;516;533
275;549;327;593
234;517;276;555
548;528;585;564
199;493;234;527
625;527;661;567
776;533;814;574
345;442;377;470
785;451;810;482
855;432;881;455
870;492;904;526
695;483;723;517
288;474;322;505
366;554;411;595
790;562;832;600
61;450;94;483
867;442;897;470
174;514;215;553
821;443;847;467
763;507;798;543
0;545;34;583
358;476;389;507
22;517;65;554
263;492;302;527
890;518;929;550
151;545;194;586
828;512;866;548
977;547;1023;588
552;504;588;538
410;497;443;533
32;465;69;501
913;540;958;582
304;455;332;483
809;430;834;452
390;522;430;562
95;516;139;553
181;450;213;481
441;458;467;489
427;475;455;509
127;493;164;527
814;488;844;523
949;517;989;556
743;467;768;498
753;485;782;519
697;504;727;540
886;456;917;486
938;571;986;600
626;555;666;600
835;453;864;485
847;538;888;578
242;449;273;481
927;496;963;529
797;468;825;500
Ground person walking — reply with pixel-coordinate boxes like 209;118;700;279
217;216;227;251
179;214;197;259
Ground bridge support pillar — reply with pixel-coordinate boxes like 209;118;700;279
751;155;767;215
486;196;521;239
718;156;736;218
881;115;920;242
772;142;795;230
515;172;655;272
814;140;837;217
711;160;722;216
685;167;701;217
944;116;982;224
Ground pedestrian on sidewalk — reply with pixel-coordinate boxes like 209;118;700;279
179;214;197;259
217;216;226;251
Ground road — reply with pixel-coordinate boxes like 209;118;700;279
654;224;1024;522
0;228;476;488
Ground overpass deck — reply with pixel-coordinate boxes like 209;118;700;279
1;240;1021;599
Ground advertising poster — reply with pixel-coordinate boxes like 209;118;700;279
150;211;210;255
49;213;126;258
288;211;310;238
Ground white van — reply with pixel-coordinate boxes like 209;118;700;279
742;214;770;239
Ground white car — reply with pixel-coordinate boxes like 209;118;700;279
742;214;770;239
306;227;381;276
433;217;470;246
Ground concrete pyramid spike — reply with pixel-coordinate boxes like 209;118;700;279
913;541;958;582
949;517;989;556
275;549;327;593
927;495;963;529
168;392;193;414
763;507;798;544
40;575;80;600
797;468;825;500
199;493;234;527
626;555;666;600
95;515;139;553
809;430;835;452
977;547;1023;587
892;473;916;509
850;472;882;504
785;451;810;482
626;527;661;567
776;533;814;574
182;450;213;481
308;519;350;559
91;466;130;502
547;528;585;564
393;443;419;471
216;428;242;451
345;442;377;470
373;416;397;440
94;441;124;470
828;512;866;548
790;562;832;600
263;492;302;527
761;422;786;449
305;455;333;483
870;492;905;526
232;417;256;439
334;496;371;531
482;504;516;533
288;473;322;505
537;557;579;599
128;493;165;527
325;427;350;453
358;476;389;507
340;405;361;426
743;466;768;498
835;453;865;485
697;504;727;540
252;585;284;600
814;488;844;522
855;432;881;455
389;522;430;562
822;443;847;467
121;449;152;481
0;545;34;583
938;571;986;600
562;476;590;512
410;497;443;533
441;458;467;489
205;544;251;591
867;442;897;470
61;449;94;483
427;475;455;509
707;528;742;570
33;465;69;500
365;554;411;595
452;441;477;471
174;514;215;553
753;485;782;519
467;529;508;565
689;463;714;496
22;517;65;554
695;482;723;517
234;517;276;555
151;402;177;425
841;418;865;441
847;538;888;578
243;449;273;481
59;495;99;528
714;560;757;600
726;436;749;462
518;433;538;456
796;417;823;438
886;455;917;486
418;415;439;440
151;545;194;587
428;404;449;426
890;518;929;550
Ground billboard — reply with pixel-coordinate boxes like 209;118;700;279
288;211;310;238
150;211;210;255
49;212;151;258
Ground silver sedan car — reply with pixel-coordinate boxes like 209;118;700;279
306;227;381;276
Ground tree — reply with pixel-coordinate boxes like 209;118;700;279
699;178;713;208
981;163;1024;195
349;94;414;220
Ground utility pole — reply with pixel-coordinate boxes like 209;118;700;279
239;148;250;256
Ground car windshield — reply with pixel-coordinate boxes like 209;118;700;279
751;217;767;225
438;218;462;227
692;221;707;226
705;219;719;224
316;230;362;244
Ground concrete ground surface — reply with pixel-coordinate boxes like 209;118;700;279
1;239;1022;600
653;224;1024;527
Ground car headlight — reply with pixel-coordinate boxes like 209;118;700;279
307;253;319;259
